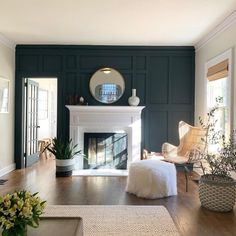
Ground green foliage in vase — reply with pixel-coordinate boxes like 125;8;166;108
199;106;236;177
44;138;82;160
0;190;46;236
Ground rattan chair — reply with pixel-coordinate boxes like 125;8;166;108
162;121;205;191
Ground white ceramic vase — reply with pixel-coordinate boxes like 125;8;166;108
128;89;140;106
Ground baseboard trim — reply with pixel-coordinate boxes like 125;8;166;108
0;163;16;177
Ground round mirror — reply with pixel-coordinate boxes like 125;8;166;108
89;68;125;104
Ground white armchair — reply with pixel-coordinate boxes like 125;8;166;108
162;121;205;191
162;121;205;163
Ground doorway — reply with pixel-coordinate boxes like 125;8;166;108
23;78;57;167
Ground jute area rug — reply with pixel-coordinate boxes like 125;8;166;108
44;205;179;236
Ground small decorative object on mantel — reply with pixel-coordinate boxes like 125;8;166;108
0;190;46;236
128;88;140;106
68;95;75;105
68;95;86;105
79;96;84;105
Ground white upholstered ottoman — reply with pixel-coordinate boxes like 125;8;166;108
126;159;177;199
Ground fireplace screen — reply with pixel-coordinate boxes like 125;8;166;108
84;133;128;169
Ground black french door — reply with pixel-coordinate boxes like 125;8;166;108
24;79;39;167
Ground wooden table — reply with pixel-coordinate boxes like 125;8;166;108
0;217;83;236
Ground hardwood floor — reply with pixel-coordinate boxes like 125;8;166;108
0;158;235;236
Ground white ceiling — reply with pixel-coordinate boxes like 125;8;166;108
0;0;236;46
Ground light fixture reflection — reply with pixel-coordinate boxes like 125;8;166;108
100;68;111;74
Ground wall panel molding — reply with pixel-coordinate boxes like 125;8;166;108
15;45;195;168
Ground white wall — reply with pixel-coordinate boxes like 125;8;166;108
195;21;236;127
195;20;236;178
0;42;15;176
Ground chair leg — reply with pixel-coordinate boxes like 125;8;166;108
185;171;188;192
184;165;189;192
200;161;205;175
44;144;48;159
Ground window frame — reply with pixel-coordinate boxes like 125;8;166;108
205;48;233;135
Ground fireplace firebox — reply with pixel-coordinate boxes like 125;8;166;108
84;133;128;169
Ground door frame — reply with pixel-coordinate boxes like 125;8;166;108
14;75;58;169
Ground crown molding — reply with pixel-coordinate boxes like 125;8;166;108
0;33;16;50
195;11;236;51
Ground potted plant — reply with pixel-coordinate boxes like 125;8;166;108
198;107;236;212
44;138;82;177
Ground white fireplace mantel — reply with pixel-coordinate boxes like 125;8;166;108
66;105;144;113
66;105;145;169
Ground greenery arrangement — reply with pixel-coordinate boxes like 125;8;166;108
199;106;236;178
0;190;46;236
44;138;82;160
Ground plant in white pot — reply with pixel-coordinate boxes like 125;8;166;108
198;106;236;212
44;138;82;177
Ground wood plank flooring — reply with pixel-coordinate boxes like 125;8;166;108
0;158;235;236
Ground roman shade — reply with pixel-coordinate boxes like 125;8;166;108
207;59;228;81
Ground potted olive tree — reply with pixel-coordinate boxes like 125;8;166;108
44;138;82;177
198;107;236;212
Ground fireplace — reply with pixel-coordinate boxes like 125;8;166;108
84;132;128;170
66;105;145;170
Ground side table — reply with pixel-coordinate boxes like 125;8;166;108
0;217;83;236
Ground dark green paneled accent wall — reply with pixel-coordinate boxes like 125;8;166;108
15;45;195;169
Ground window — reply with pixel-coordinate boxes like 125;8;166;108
95;83;121;103
206;50;232;140
207;77;228;135
38;89;48;120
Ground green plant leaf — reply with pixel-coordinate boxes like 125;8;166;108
44;137;82;160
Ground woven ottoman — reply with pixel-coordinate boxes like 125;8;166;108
126;159;177;199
